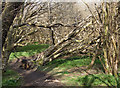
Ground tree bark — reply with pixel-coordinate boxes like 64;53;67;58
35;17;94;65
2;2;24;71
2;2;24;46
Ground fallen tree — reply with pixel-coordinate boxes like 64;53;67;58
34;15;100;65
2;2;79;70
34;2;120;78
2;1;120;78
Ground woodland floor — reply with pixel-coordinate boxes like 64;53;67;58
5;55;119;87
8;55;103;87
3;44;120;86
9;57;64;87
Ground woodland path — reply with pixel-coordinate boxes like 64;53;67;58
9;57;64;87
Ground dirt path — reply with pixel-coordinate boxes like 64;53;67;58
9;59;64;87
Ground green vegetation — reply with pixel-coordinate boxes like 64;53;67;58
9;44;49;60
3;44;49;86
38;55;119;86
5;44;120;86
62;74;117;86
39;56;92;71
2;69;22;86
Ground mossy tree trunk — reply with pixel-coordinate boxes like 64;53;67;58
2;2;24;70
36;2;120;78
99;2;120;77
2;2;23;46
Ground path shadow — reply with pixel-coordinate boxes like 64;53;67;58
10;60;64;87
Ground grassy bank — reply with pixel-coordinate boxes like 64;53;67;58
38;56;118;86
3;44;49;86
2;69;22;86
9;44;49;60
4;44;119;86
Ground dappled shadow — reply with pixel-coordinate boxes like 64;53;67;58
9;60;64;86
75;68;119;87
82;75;115;88
9;44;110;87
37;55;103;75
9;44;49;61
39;55;91;72
22;69;57;86
9;53;119;87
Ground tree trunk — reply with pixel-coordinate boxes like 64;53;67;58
35;18;95;65
2;2;24;70
2;2;23;46
2;49;11;71
87;53;96;69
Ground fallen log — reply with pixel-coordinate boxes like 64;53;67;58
34;15;100;65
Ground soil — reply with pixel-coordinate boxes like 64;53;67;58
9;55;103;87
9;57;64;87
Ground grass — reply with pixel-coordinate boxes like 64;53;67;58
39;56;92;72
9;44;49;60
7;44;120;86
62;74;117;86
38;55;119;86
2;69;22;86
3;44;49;86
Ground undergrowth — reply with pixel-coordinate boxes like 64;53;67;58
6;44;120;86
2;69;22;86
9;44;49;60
